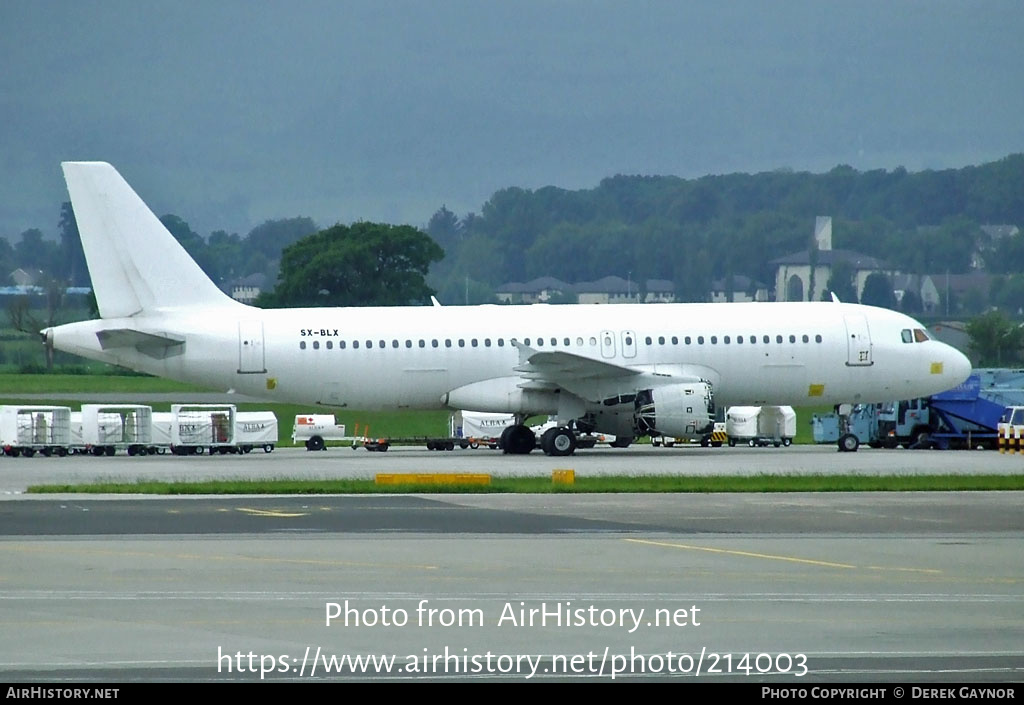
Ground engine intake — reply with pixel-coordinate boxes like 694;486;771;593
634;382;714;438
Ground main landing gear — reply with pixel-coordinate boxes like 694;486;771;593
499;424;536;455
540;426;576;457
499;424;579;456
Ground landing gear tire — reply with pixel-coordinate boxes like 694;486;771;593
549;427;576;456
838;433;859;453
504;425;535;455
540;427;559;455
498;426;513;451
541;427;576;456
728;438;736;447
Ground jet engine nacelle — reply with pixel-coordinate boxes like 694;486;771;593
633;382;714;438
442;376;560;416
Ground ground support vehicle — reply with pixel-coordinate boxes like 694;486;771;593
235;411;278;453
79;404;153;456
170;404;236;455
0;405;72;457
652;422;728;448
725;406;795;447
813;369;1024;451
293;414;349;451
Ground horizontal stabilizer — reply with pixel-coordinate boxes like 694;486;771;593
96;329;185;359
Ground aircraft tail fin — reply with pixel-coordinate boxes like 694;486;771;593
61;161;240;318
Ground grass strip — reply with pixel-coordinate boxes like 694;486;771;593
27;474;1024;495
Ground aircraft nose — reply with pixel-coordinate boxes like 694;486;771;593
947;346;972;385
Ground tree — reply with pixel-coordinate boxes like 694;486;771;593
245;217;318;260
14;228;59;273
260;222;444;307
426;205;461;252
966;310;1024;366
859;272;898;309
58;202;89;286
824;260;857;303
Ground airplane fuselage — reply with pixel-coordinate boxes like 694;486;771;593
50;299;968;414
47;161;974;451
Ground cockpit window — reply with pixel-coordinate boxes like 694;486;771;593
901;329;913;343
914;329;930;343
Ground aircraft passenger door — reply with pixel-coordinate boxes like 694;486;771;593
843;314;873;366
621;330;637;358
600;330;616;359
238;320;266;374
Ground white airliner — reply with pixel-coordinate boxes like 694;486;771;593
44;162;972;455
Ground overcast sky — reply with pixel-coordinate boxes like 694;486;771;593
2;1;1023;239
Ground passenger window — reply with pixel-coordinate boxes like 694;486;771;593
418;339;425;348
313;341;320;350
724;336;730;344
685;336;691;345
340;341;346;349
550;337;556;346
524;338;531;346
789;335;796;343
736;336;743;344
431;339;439;348
776;335;783;344
379;340;385;348
472;339;478;347
658;336;665;345
564;338;570;346
458;339;465;347
697;336;704;344
300;341;306;350
815;335;822;343
590;337;597;346
366;340;372;348
326;341;333;350
404;340;411;348
710;336;717;344
353;341;360;349
498;338;505;347
485;338;492;347
445;339;452;348
577;337;584;346
671;336;678;345
802;335;809;343
391;340;398;348
763;335;769;344
901;329;913;343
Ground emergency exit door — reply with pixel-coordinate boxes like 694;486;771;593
843;314;873;366
238;320;266;373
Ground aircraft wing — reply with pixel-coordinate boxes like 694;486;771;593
512;342;710;401
514;343;640;383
